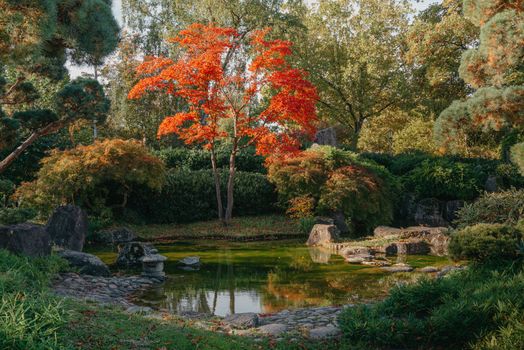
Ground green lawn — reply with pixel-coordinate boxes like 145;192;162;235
126;215;304;241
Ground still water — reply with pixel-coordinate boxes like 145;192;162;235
92;240;450;317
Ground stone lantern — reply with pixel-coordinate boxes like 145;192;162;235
140;253;167;280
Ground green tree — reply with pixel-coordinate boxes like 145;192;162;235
0;0;119;173
435;0;524;159
290;0;412;149
405;0;478;116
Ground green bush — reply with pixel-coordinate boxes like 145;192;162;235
455;189;524;228
154;146;266;173
128;169;277;224
403;158;485;200
298;217;316;235
0;207;37;225
338;262;524;349
449;224;522;262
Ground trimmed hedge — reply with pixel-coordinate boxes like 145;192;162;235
359;152;524;201
153;146;266;173
128;169;277;224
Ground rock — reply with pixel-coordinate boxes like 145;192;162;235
223;313;259;329
141;253;167;279
484;175;499;192
419;266;439;273
0;223;51;257
383;243;398;255
373;226;401;238
361;260;391;267
437;265;464;277
314;127;337;147
339;246;371;258
333;212;349;234
414;198;449;227
257;323;288;336
306;224;340;247
46;205;87;251
58;250;111;276
116;242;155;267
395;241;431;255
345;254;374;264
444;200;465;223
125;306;153;315
381;263;414;273
308;247;331;264
179;256;200;266
93;227;137;245
400;226;450;256
308;325;341;339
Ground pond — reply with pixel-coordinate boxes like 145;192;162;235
91;240;451;317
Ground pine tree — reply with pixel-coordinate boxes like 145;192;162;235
435;0;524;167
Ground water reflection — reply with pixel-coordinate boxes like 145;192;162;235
91;240;450;316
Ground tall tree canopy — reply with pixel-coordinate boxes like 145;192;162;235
289;0;411;148
0;0;119;174
435;0;524;163
128;24;318;223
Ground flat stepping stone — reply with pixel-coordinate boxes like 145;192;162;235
256;323;288;336
178;256;200;266
308;325;341;339
381;264;414;273
419;266;439;273
223;313;259;329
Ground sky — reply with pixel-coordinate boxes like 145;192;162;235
68;0;440;78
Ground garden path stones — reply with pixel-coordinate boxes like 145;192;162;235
256;323;288;336
52;272;161;306
381;263;414;273
308;325;341;339
223;312;259;328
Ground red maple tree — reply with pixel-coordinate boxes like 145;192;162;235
129;23;318;224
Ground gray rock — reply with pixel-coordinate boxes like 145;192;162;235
179;256;200;266
257;323;288;336
381;263;414;273
395;241;431;255
46;205;87;251
306;224;340;247
414;198;449;227
374;226;401;238
94;227;137;245
345;254;374;264
125;306;153;315
400;226;450;256
308;325;341;339
437;265;464;277
223;313;259;329
58;250;111;276
116;242;155;267
0;223;51;257
333;212;349;234
339;246;372;258
419;266;439;273
484;175;499;193
444;200;465;223
314;127;337;147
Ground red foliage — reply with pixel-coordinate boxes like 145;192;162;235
128;23;318;156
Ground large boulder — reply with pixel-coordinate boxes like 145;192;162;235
339;246;373;258
400;226;450;256
394;241;431;255
306;224;340;247
46;205;87;251
92;227;137;245
414;198;449;227
373;226;401;238
444;200;465;223
223;313;259;329
0;223;51;257
58;250;111;276
116;241;155;267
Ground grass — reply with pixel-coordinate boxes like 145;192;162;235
126;215;303;241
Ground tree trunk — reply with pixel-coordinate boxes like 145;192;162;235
210;148;224;222
0;122;61;174
224;146;237;225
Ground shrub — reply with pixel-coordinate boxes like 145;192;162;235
511;142;524;175
449;224;522;262
455;189;524;228
403;158;485;200
268;146;398;235
128;169;276;224
0;207;37;225
15;139;165;218
338;262;524;349
153;145;266;173
298;217;316;235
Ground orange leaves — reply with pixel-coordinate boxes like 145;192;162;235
129;23;318;156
